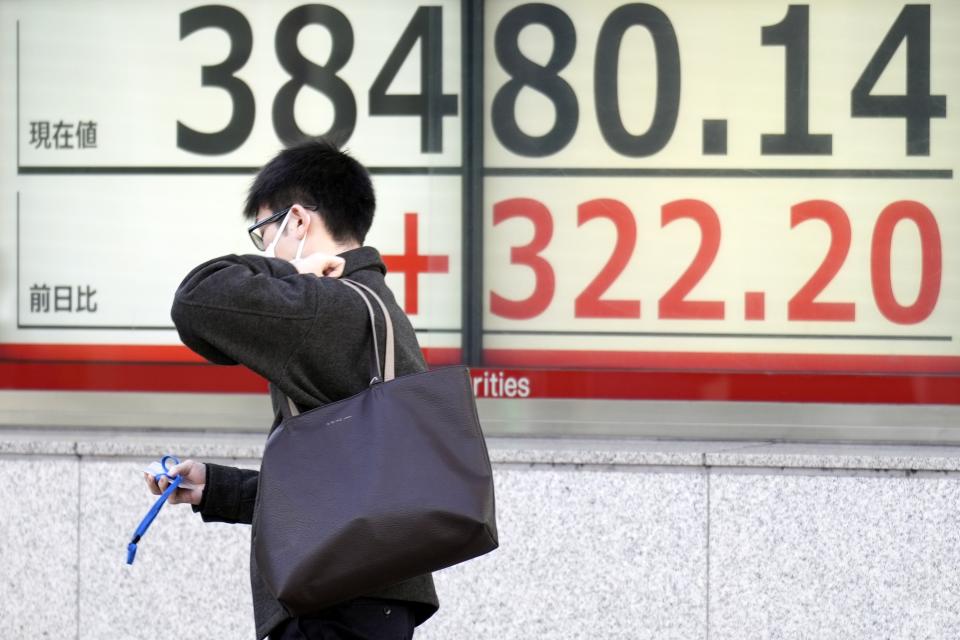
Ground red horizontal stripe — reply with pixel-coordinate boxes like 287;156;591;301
2;362;957;404
2;343;956;403
0;346;463;393
421;347;463;366
0;343;205;363
5;344;956;374
0;343;462;367
0;362;268;393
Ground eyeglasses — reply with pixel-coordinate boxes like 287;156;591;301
247;204;318;251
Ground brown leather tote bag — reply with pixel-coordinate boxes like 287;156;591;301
253;278;498;615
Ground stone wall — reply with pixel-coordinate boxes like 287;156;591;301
3;430;959;639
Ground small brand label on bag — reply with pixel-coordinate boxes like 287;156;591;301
324;415;353;427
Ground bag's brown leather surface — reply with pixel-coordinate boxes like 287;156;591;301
253;280;497;615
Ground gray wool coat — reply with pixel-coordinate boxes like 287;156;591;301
170;246;439;640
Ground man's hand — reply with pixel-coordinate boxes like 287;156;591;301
292;252;346;278
143;459;206;506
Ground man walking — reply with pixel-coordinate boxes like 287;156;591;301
144;138;438;639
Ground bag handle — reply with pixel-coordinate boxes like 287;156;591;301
283;278;396;419
340;279;383;383
342;278;395;382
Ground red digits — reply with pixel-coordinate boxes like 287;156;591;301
490;198;556;319
575;199;641;318
788;200;856;321
871;201;941;324
488;196;942;328
658;199;725;320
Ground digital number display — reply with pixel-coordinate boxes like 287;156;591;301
482;0;958;375
7;1;463;364
2;0;957;402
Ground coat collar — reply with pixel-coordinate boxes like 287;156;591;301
339;245;387;277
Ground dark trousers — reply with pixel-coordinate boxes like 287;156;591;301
268;598;416;640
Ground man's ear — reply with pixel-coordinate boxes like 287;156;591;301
291;205;312;239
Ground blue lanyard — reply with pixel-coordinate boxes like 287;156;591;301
126;454;182;565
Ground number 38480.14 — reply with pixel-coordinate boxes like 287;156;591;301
490;198;942;325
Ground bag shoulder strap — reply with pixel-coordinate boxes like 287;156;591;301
342;278;395;382
283;278;396;418
340;279;383;383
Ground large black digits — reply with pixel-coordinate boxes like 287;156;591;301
492;3;578;157
761;5;832;155
178;5;255;155
369;6;457;153
851;5;945;156
594;3;680;157
273;4;356;145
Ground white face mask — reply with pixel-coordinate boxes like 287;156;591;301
263;210;307;260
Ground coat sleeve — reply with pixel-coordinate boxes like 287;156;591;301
192;463;259;525
170;254;318;382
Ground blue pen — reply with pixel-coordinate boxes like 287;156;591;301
126;454;182;565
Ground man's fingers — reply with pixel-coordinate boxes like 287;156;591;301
168;487;202;506
167;460;190;478
144;459;204;506
144;462;203;506
168;460;201;482
323;258;345;278
143;472;161;495
168;459;205;484
292;253;345;278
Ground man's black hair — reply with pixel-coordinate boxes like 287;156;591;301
244;138;375;244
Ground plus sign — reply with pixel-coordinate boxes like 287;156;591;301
383;212;449;315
